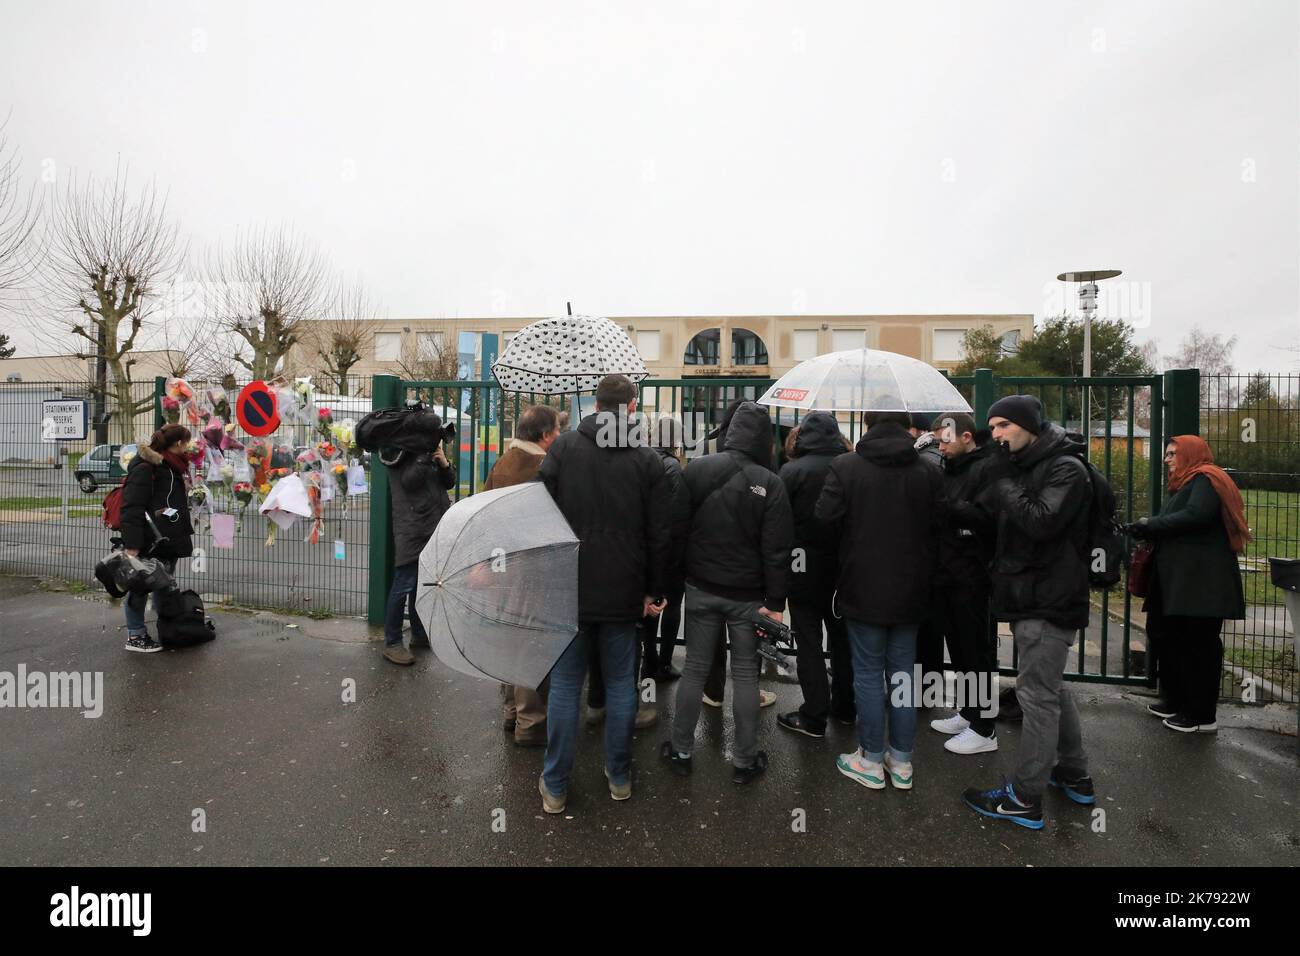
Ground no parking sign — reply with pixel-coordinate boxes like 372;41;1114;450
236;381;280;436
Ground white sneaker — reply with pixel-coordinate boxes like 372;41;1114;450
702;694;723;708
930;713;969;735
944;727;999;755
836;749;886;790
884;753;913;790
759;690;777;708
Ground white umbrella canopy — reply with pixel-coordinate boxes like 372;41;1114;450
757;348;973;414
415;482;580;689
491;315;648;394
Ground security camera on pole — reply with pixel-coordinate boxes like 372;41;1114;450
1057;269;1122;446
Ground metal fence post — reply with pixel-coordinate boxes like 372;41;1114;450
366;374;401;627
1163;367;1200;438
154;376;166;432
973;367;995;424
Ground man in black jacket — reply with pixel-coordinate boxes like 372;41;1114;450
775;412;855;738
537;375;671;813
384;440;456;665
815;411;942;792
962;395;1095;830
928;413;1000;754
663;401;793;784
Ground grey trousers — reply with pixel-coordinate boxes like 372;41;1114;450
671;583;762;768
1011;618;1089;800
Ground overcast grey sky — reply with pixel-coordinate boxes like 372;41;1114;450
2;0;1297;369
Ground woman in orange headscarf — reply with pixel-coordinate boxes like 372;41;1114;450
1132;435;1249;734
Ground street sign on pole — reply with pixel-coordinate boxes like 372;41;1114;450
41;399;88;442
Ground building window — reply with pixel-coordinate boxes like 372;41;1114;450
416;331;444;360
932;329;966;362
831;329;865;352
374;332;402;362
792;330;819;362
636;330;661;362
684;328;721;366
731;328;769;366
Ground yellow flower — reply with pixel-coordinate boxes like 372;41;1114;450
258;483;271;496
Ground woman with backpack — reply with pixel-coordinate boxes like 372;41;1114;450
1132;435;1249;733
119;424;195;652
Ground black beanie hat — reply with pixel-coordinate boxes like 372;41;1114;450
987;394;1043;434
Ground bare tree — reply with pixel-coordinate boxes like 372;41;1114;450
308;276;380;396
0;115;41;309
391;326;459;382
205;223;331;381
39;165;185;442
1166;325;1237;406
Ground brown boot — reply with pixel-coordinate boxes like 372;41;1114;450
383;645;415;666
513;726;547;748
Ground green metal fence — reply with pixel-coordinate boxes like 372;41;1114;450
1199;372;1299;704
0;374;373;618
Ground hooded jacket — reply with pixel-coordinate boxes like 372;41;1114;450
538;411;672;621
120;444;194;559
814;421;942;624
683;402;793;612
778;412;846;604
979;423;1092;629
935;432;998;588
389;451;456;566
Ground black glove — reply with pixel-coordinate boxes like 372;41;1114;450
1128;517;1152;539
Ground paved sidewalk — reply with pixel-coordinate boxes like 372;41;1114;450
0;576;1296;866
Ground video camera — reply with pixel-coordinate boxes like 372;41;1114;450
747;611;797;670
405;398;458;446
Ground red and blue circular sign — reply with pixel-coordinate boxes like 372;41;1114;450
236;381;280;436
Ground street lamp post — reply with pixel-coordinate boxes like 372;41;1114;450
1057;270;1122;378
1057;270;1122;450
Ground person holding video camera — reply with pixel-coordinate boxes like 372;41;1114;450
383;421;456;666
662;401;793;785
119;424;196;653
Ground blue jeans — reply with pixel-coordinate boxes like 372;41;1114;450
543;620;638;795
384;562;428;648
845;619;919;764
123;558;177;637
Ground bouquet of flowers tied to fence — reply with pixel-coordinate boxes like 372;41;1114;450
162;395;181;424
259;467;293;546
317;407;334;442
232;481;256;532
188;483;211;536
330;419;358;459
205;385;231;424
245;439;272;488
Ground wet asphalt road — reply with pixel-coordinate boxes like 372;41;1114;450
1;576;1297;867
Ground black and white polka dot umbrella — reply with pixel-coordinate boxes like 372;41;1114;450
491;315;648;394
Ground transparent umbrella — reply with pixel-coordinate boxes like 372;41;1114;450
757;348;973;413
415;482;579;689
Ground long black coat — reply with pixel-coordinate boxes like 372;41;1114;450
979;425;1092;630
538;412;672;621
778;412;844;604
389;452;456;567
120;444;194;559
935;435;998;589
683;402;793;612
814;421;942;625
1143;474;1246;620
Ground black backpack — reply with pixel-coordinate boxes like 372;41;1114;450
156;588;217;647
1069;454;1125;589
